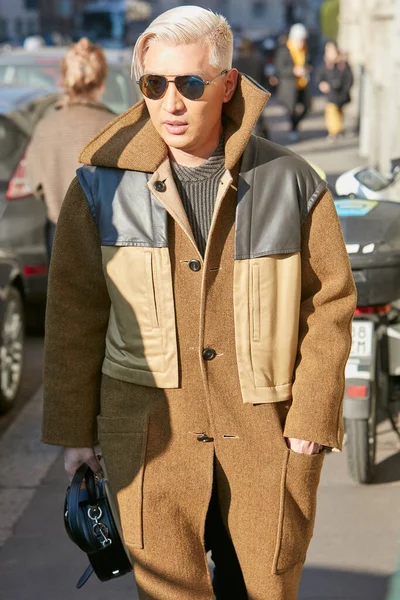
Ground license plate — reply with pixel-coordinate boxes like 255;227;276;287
350;321;374;358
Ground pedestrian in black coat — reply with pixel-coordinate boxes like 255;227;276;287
275;23;312;142
317;41;354;141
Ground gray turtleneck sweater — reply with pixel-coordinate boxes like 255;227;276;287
170;138;225;257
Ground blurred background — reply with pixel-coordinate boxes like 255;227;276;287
0;1;400;600
0;0;398;173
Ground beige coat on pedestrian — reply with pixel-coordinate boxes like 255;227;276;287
27;100;114;223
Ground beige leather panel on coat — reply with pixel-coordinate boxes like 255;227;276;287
234;253;301;404
101;246;179;388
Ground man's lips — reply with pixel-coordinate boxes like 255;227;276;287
163;121;188;135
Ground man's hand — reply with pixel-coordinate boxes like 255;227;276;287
293;65;307;78
64;447;104;482
286;438;322;455
319;81;331;94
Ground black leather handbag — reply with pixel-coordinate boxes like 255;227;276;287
64;463;132;589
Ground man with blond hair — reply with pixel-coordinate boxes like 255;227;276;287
42;5;356;599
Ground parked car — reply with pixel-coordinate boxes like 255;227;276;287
0;85;52;412
0;50;139;413
0;46;140;114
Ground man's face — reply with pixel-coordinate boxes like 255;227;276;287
325;42;338;62
292;39;306;50
142;41;237;157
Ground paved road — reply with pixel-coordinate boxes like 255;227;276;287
0;335;44;437
0;99;399;600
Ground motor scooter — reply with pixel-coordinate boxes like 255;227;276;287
334;197;400;483
335;158;400;201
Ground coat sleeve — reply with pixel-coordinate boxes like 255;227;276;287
337;63;354;107
315;64;327;85
42;177;111;447
26;124;44;197
283;189;356;450
275;45;295;79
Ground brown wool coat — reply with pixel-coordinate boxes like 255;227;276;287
42;76;356;600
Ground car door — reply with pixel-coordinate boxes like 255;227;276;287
0;114;47;303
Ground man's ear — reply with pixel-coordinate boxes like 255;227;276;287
223;68;239;103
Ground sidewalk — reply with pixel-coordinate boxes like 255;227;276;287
0;387;139;600
265;94;362;187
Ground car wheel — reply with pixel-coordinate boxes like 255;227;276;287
0;287;24;413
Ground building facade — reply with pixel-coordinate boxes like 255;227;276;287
0;0;40;41
38;0;156;40
155;0;285;34
339;0;400;172
0;1;327;45
37;0;93;36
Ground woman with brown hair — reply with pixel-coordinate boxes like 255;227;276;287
27;38;115;258
317;41;354;141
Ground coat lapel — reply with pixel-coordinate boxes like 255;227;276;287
148;159;200;257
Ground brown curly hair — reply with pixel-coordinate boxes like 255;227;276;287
61;38;108;101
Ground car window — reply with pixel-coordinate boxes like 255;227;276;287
0;65;61;90
0;116;27;181
103;68;133;114
0;64;136;114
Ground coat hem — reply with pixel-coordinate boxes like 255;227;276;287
102;357;179;389
242;382;293;404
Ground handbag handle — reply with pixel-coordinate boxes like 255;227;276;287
70;463;98;505
67;464;99;545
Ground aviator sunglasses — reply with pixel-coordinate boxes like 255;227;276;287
137;70;229;101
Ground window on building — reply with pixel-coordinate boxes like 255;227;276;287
24;0;38;9
0;18;7;42
27;19;37;35
217;0;230;18
252;1;266;19
59;0;72;18
14;18;24;38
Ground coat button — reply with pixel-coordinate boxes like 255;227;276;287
197;433;214;443
202;347;216;361
189;260;201;272
154;180;166;192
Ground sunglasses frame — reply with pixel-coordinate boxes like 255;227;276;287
137;70;229;101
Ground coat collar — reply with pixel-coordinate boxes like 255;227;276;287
55;98;114;114
79;74;270;172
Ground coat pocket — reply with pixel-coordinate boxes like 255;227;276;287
97;415;148;549
251;264;261;342
144;250;160;329
101;246;179;388
272;449;325;574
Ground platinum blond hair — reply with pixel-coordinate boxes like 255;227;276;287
132;6;233;81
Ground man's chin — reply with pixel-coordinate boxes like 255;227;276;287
161;131;193;151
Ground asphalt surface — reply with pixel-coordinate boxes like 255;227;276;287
0;335;44;437
0;97;399;600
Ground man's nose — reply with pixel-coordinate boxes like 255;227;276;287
162;82;185;113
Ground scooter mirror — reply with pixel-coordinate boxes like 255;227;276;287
390;157;400;174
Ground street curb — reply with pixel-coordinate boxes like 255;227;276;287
0;386;61;547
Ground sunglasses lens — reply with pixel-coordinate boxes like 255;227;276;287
176;75;205;100
141;75;167;99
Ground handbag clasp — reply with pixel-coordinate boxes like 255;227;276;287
88;506;112;547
